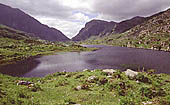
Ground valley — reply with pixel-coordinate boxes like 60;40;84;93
0;2;169;105
0;24;95;66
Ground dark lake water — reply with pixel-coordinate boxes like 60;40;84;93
0;45;170;77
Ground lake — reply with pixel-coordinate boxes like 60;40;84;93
0;45;170;77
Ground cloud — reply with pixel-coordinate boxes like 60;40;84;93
0;0;170;38
0;0;94;38
92;0;170;21
35;16;85;38
0;0;73;19
69;12;90;22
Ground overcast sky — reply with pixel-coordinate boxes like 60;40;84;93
0;0;170;38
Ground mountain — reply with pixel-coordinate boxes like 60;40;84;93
72;20;117;41
126;8;170;37
0;24;92;65
114;16;146;33
72;16;146;41
83;8;170;51
119;8;170;50
0;3;70;41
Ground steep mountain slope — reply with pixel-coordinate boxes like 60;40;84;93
72;16;146;41
83;8;170;51
0;3;69;41
117;8;170;50
114;16;146;33
72;20;117;41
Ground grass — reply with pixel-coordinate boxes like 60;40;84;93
0;70;170;105
0;24;96;66
80;9;170;52
80;32;170;52
0;12;170;105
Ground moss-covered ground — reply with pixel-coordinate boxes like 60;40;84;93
0;70;170;105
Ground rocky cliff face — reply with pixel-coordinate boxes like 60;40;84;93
0;3;70;41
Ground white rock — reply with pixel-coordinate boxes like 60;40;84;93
124;69;138;78
136;80;139;83
142;101;153;105
17;80;33;86
91;70;95;72
107;75;113;78
75;86;82;90
88;76;97;81
102;69;117;74
83;69;90;72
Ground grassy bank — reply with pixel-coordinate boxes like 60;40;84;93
80;32;170;52
0;69;170;105
0;24;95;66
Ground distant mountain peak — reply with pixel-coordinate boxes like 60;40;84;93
0;3;70;41
72;20;117;41
72;16;146;41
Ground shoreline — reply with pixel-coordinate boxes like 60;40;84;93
81;43;170;53
0;44;170;78
0;45;97;66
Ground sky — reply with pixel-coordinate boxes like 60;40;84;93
0;0;170;38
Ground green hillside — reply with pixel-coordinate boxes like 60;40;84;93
82;9;170;52
0;24;93;65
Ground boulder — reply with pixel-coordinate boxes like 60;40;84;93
75;84;89;91
107;75;113;78
88;76;98;83
102;69;117;74
75;86;82;91
124;69;138;78
28;84;35;88
142;101;152;105
17;80;34;86
83;69;91;72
